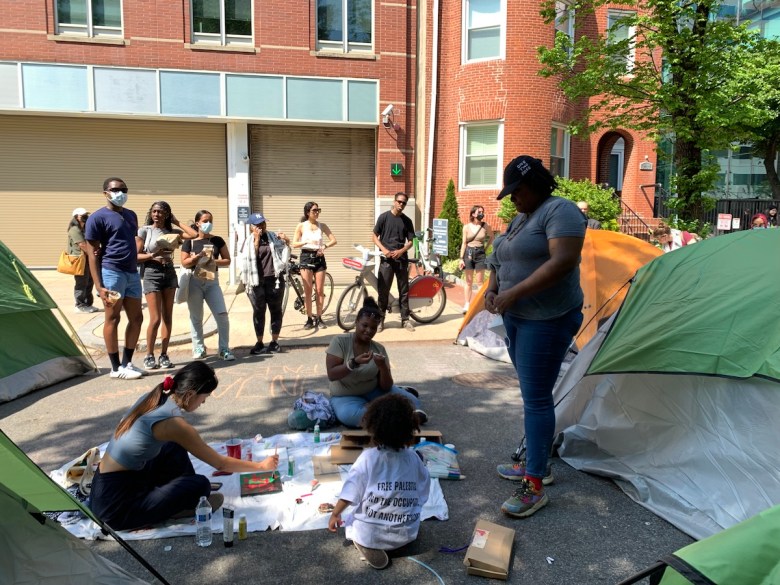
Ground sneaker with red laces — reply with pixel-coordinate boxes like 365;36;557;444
496;459;554;485
501;478;549;518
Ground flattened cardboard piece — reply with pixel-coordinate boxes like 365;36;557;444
340;429;443;449
313;455;343;483
329;445;362;465
463;519;515;580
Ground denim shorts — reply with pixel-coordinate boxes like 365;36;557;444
142;262;178;294
299;250;328;273
101;267;143;299
463;246;486;270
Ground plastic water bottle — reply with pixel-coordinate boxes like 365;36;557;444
313;421;321;443
195;496;213;547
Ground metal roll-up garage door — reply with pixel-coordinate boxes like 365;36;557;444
0;115;227;267
249;125;376;285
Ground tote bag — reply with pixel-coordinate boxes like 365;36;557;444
57;251;86;276
175;268;191;304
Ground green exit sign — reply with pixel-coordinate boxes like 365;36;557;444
390;163;404;177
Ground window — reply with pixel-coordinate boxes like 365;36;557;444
461;123;503;189
555;1;574;42
56;0;122;37
192;0;253;46
550;125;570;177
464;0;505;62
607;10;636;72
317;0;373;52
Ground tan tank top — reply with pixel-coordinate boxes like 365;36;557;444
465;222;487;248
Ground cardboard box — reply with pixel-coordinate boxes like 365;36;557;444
463;520;515;580
331;430;444;465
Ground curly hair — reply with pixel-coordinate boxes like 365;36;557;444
362;393;419;450
357;296;383;323
144;201;173;230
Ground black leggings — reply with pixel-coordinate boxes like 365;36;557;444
246;277;284;338
89;442;209;531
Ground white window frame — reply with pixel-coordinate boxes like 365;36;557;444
555;1;575;40
316;0;374;54
55;0;123;38
607;9;637;72
190;0;254;47
550;124;570;178
459;122;504;190
462;0;506;64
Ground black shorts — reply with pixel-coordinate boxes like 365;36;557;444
142;262;178;294
299;250;328;273
463;247;487;271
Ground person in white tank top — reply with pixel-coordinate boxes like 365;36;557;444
293;201;337;329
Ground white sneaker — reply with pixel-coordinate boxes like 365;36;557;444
124;363;148;376
109;366;143;380
462;303;469;314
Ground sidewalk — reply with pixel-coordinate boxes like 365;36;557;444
41;270;470;356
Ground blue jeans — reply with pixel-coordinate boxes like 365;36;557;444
187;277;230;353
503;306;583;479
331;385;421;428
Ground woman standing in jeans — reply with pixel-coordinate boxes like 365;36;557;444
485;155;585;519
180;210;235;361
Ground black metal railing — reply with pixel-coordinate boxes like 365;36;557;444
654;197;779;231
615;192;653;241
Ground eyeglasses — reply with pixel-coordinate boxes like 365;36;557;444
311;208;321;213
395;199;408;206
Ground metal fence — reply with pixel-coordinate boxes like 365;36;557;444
654;198;779;232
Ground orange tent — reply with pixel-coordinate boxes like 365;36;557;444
458;230;662;349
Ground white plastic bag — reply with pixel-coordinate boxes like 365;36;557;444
413;441;463;479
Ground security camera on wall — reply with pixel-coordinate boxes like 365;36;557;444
382;104;394;117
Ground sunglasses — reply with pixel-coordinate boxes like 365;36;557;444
395;199;408;206
107;188;128;194
311;208;321;213
359;311;383;322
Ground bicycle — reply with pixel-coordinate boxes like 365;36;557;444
411;227;445;280
335;244;447;330
280;253;334;316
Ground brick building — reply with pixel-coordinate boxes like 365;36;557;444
0;1;657;279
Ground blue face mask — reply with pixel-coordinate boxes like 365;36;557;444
106;190;128;207
200;222;213;234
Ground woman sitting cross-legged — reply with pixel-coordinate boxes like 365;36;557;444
325;296;426;428
89;361;279;531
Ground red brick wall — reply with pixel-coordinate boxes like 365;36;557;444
0;0;418;197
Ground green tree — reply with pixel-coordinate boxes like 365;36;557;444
497;178;620;229
438;179;463;259
538;0;780;222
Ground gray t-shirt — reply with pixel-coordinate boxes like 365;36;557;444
492;196;586;320
326;334;389;397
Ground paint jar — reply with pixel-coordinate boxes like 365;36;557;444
288;456;295;477
222;507;234;548
238;515;247;540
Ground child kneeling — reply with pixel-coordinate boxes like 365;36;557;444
328;393;430;569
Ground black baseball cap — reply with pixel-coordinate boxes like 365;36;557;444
497;155;546;200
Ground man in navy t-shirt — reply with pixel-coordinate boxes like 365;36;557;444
85;177;145;380
372;192;416;332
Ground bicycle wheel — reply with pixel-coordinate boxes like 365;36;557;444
336;283;366;330
316;272;335;313
409;283;447;323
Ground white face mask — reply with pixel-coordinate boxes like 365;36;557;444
200;222;213;234
106;190;128;207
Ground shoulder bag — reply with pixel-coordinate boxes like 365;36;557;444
57;250;86;276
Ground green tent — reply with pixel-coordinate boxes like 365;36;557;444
0;240;93;402
553;229;780;539
0;429;169;583
618;505;780;584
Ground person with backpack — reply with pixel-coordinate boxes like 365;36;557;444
458;205;494;314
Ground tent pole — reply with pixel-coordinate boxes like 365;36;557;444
97;520;172;585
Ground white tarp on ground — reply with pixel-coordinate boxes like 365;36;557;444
553;318;780;540
456;309;511;363
0;487;150;585
52;432;449;541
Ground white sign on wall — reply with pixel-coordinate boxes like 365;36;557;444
717;213;733;231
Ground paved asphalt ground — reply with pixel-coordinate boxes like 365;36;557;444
0;271;693;584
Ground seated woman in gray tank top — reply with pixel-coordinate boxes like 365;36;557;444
89;361;279;531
